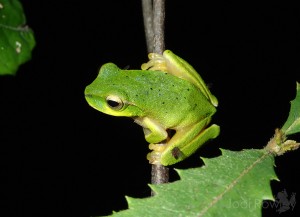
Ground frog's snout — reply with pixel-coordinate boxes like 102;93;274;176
85;93;93;98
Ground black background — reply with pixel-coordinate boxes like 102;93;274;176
1;1;300;217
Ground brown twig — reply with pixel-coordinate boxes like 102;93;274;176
152;0;165;54
141;0;154;53
141;0;169;194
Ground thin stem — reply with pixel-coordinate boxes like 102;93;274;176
151;0;169;190
142;0;154;53
141;0;169;194
152;0;165;54
151;0;168;194
151;164;169;184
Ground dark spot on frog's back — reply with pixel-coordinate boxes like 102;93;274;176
191;103;198;110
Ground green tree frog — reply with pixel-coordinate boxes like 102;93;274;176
85;50;220;166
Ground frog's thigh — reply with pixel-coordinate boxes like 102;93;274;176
160;120;220;165
179;124;220;156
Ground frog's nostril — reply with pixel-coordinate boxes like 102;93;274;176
85;94;93;98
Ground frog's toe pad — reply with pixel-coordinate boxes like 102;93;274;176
147;151;162;165
149;143;166;152
147;143;168;165
141;55;168;72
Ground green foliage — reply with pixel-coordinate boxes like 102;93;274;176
281;82;300;135
108;149;277;217
265;82;300;155
104;83;300;217
0;0;35;75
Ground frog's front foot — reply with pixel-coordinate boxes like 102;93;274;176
141;53;168;72
147;143;167;165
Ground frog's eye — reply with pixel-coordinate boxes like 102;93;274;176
106;95;124;110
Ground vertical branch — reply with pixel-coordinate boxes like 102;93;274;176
142;0;166;54
142;0;154;53
152;0;165;54
142;0;169;194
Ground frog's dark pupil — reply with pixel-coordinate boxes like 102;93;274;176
107;100;120;108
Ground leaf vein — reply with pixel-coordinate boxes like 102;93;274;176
197;151;270;217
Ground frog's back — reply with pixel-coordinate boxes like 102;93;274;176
112;69;216;128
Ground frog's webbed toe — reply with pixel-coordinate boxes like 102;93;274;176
147;151;161;165
149;143;166;152
147;143;167;165
141;53;168;72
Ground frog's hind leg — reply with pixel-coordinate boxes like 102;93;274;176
147;119;220;165
178;124;220;161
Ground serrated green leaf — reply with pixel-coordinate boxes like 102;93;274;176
0;0;35;75
281;82;300;135
107;149;278;217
